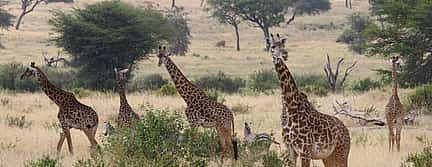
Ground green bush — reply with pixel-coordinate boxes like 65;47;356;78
406;84;432;113
96;108;218;166
337;12;370;54
248;69;278;92
401;146;432;167
205;89;226;104
0;63;77;92
349;78;382;92
262;151;283;167
157;84;178;96
295;74;329;96
130;74;168;91
24;155;61;167
194;71;245;94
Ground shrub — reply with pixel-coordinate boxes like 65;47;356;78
349;78;382;92
406;84;432;113
248;69;278;92
295;74;329;96
157;84;177;96
401;146;432;167
205;89;226;104
337;12;370;54
5;115;32;129
130;74;168;91
24;155;61;167
71;88;92;98
98;108;218;166
262;151;283;167
194;71;245;94
0;63;77;92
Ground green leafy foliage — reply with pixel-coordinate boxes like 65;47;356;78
49;1;173;90
0;63;76;92
406;84;432;113
364;0;432;86
295;74;329;96
349;77;383;92
95;108;219;166
24;155;61;167
130;74;168;91
165;7;191;56
248;69;279;92
337;12;370;54
0;0;14;30
157;83;178;96
194;71;245;94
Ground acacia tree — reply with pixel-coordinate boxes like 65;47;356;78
207;0;242;51
234;0;331;50
364;0;432;86
49;1;172;89
165;7;191;56
0;0;14;48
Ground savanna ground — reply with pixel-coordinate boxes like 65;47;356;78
0;0;430;166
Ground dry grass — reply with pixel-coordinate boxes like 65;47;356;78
0;89;430;166
0;0;430;166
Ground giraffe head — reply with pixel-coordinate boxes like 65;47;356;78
114;67;129;83
20;62;38;80
390;56;402;67
268;33;288;64
157;46;172;67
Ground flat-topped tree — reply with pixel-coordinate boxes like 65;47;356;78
234;0;331;51
20;62;99;154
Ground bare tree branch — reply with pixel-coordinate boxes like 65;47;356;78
286;10;296;25
323;54;357;92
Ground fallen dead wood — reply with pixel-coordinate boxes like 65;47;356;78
333;100;385;126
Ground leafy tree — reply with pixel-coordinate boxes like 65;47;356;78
234;0;331;50
49;1;172;90
207;0;242;51
337;12;370;54
16;0;73;30
165;7;191;56
0;0;14;48
364;0;432;86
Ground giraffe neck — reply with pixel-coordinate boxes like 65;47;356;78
273;58;301;108
33;67;70;106
163;57;207;104
117;81;130;109
392;63;398;96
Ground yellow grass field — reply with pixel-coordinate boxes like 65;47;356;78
0;0;431;166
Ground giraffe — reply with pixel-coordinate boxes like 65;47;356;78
114;67;139;128
20;62;99;154
385;56;405;152
156;46;238;160
268;34;350;167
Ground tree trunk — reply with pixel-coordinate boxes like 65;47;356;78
171;0;175;8
262;26;270;51
234;24;240;51
15;11;26;30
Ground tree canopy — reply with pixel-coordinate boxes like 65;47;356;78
49;1;173;90
364;0;432;86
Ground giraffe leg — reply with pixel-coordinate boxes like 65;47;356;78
64;128;74;154
395;119;403;152
387;120;395;152
83;128;98;150
56;131;66;154
216;127;227;162
222;127;235;160
283;144;297;167
300;157;311;167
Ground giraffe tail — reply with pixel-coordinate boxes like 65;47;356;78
232;118;238;160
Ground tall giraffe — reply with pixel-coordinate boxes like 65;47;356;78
20;62;99;154
385;56;405;151
156;46;238;160
114;67;139;128
268;34;350;167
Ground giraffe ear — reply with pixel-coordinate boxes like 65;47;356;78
277;33;280;39
159;46;162;50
